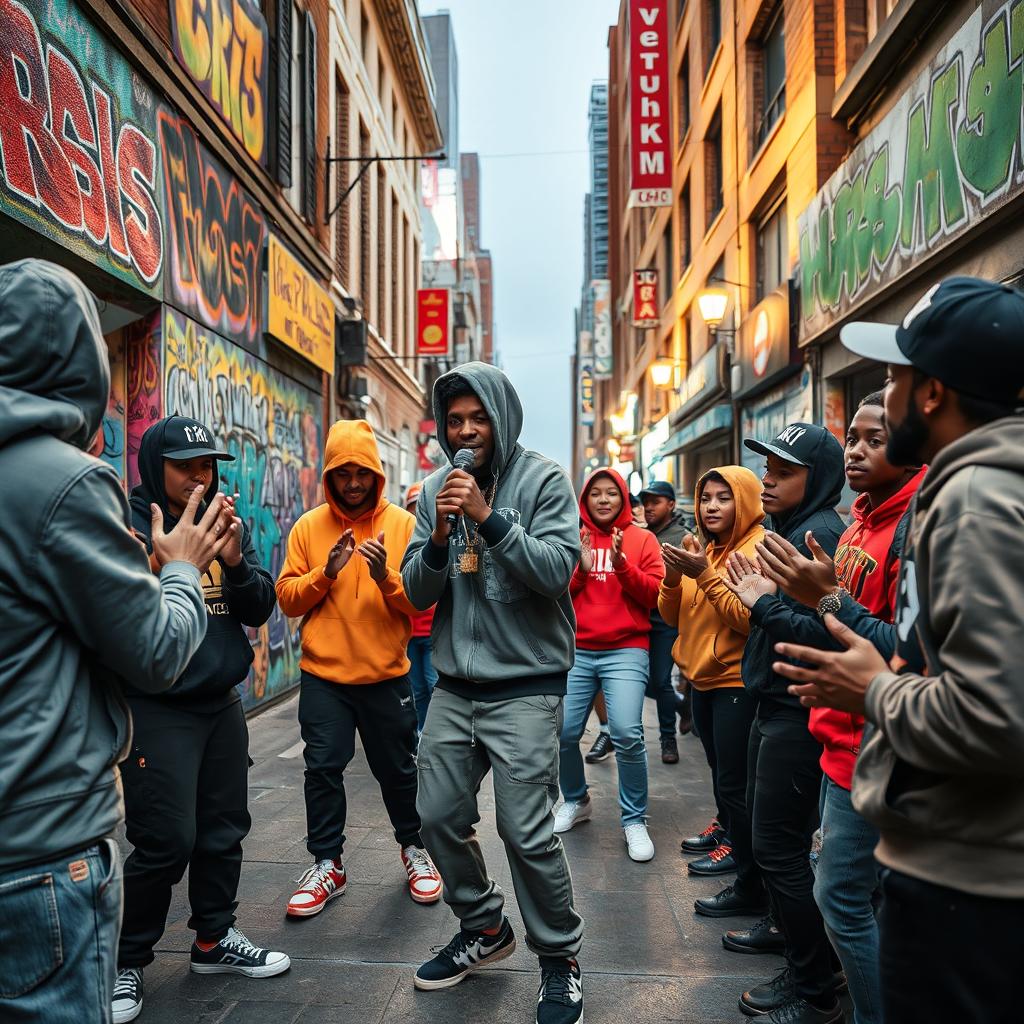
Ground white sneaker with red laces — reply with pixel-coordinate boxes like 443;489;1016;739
286;858;347;917
402;845;442;904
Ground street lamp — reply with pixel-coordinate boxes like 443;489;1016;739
607;437;622;460
697;285;730;329
649;358;678;389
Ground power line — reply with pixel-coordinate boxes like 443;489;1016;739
476;148;588;160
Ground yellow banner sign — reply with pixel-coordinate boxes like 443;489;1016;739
267;235;334;374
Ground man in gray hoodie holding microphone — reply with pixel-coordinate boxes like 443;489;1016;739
402;363;584;1024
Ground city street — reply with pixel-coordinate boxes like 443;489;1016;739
120;697;785;1024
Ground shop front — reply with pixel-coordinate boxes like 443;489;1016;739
0;0;332;710
797;1;1024;437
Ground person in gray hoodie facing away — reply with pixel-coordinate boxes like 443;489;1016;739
401;363;584;1024
0;259;233;1022
774;278;1024;1024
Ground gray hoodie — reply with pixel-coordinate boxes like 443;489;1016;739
853;415;1024;897
401;363;580;692
0;260;206;871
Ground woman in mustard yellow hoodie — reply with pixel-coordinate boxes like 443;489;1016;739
658;466;765;913
276;420;442;917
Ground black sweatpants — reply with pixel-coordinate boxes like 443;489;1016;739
879;868;1024;1023
749;708;834;1004
119;698;250;967
690;687;760;899
299;671;421;861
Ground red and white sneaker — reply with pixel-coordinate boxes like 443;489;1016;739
286;858;346;917
402;845;442;904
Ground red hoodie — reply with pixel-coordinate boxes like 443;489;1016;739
570;469;665;651
809;467;926;788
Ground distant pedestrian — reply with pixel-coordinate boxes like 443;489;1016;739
114;416;288;1024
277;421;442;919
773;278;1024;1024
404;482;438;733
0;260;224;1023
555;468;664;862
659;467;765;906
403;363;584;1024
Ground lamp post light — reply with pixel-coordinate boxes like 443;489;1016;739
649;358;679;389
697;285;730;331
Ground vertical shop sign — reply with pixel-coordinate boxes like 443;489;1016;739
416;288;450;355
266;234;333;373
592;279;613;378
632;269;659;327
628;0;672;207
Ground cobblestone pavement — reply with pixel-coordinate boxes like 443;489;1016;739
122;693;813;1024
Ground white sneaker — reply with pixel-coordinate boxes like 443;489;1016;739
553;798;593;833
112;967;143;1023
624;822;655;862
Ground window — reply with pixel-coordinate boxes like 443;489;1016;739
660;228;673;308
360;4;369;63
705;107;723;225
377;165;387;339
335;75;350;286
391;191;400;353
272;0;292;187
679;180;692;273
678;51;690;145
359;122;371;316
867;0;899;44
286;5;316;221
705;0;721;74
756;198;788;302
757;6;786;147
288;3;302;204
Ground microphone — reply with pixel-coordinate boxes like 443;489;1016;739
445;448;477;530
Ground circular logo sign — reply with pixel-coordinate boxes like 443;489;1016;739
423;325;443;346
752;310;771;377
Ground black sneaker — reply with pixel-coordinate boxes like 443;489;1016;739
740;966;794;1016
677;699;693;736
585;731;612;763
112;967;143;1023
764;996;844;1023
687;843;736;876
414;918;517;990
681;819;725;853
661;737;680;763
723;915;786;954
694;883;769;919
189;928;291;978
536;957;583;1024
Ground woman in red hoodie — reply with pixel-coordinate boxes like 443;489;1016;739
553;469;665;861
756;392;925;1024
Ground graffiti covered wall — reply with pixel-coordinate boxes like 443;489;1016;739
102;330;127;477
169;0;268;165
0;0;163;293
125;311;164;489
159;108;266;347
798;2;1024;338
164;308;322;708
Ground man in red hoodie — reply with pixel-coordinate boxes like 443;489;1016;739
753;393;924;1024
553;469;665;862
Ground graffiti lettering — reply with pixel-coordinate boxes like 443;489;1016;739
798;2;1024;335
0;0;163;287
170;0;267;164
125;311;163;488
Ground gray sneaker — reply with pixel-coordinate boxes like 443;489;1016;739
112;967;143;1024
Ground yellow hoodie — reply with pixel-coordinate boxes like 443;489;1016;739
276;420;417;685
657;465;765;691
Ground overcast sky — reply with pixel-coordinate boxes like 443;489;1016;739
420;0;621;470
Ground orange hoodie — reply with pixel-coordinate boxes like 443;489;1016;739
276;420;417;685
657;465;765;691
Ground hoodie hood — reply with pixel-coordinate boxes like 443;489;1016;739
768;425;845;539
431;361;524;475
915;415;1024;512
128;416;223;524
579;468;634;534
694;465;765;553
322;419;390;522
0;259;109;451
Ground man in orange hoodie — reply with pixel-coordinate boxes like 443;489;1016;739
276;421;442;917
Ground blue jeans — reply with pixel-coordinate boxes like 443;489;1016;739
0;838;121;1022
407;636;438;733
559;647;649;825
813;777;882;1024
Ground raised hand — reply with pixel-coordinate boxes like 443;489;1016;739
679;533;710;578
217;493;244;567
325;529;356;579
724;550;777;608
755;530;837;608
358;531;389;584
579;527;594;573
151;486;234;573
610;527;626;569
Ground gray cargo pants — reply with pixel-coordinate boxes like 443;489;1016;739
416;687;584;959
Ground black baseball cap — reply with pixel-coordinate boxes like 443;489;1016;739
744;422;829;467
840;276;1024;405
161;415;234;461
639;481;677;501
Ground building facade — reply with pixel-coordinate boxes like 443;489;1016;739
0;0;439;710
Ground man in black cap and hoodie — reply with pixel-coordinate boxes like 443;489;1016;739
0;260;231;1023
715;423;846;1024
112;416;288;1023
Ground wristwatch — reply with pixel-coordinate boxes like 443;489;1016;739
816;587;848;619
